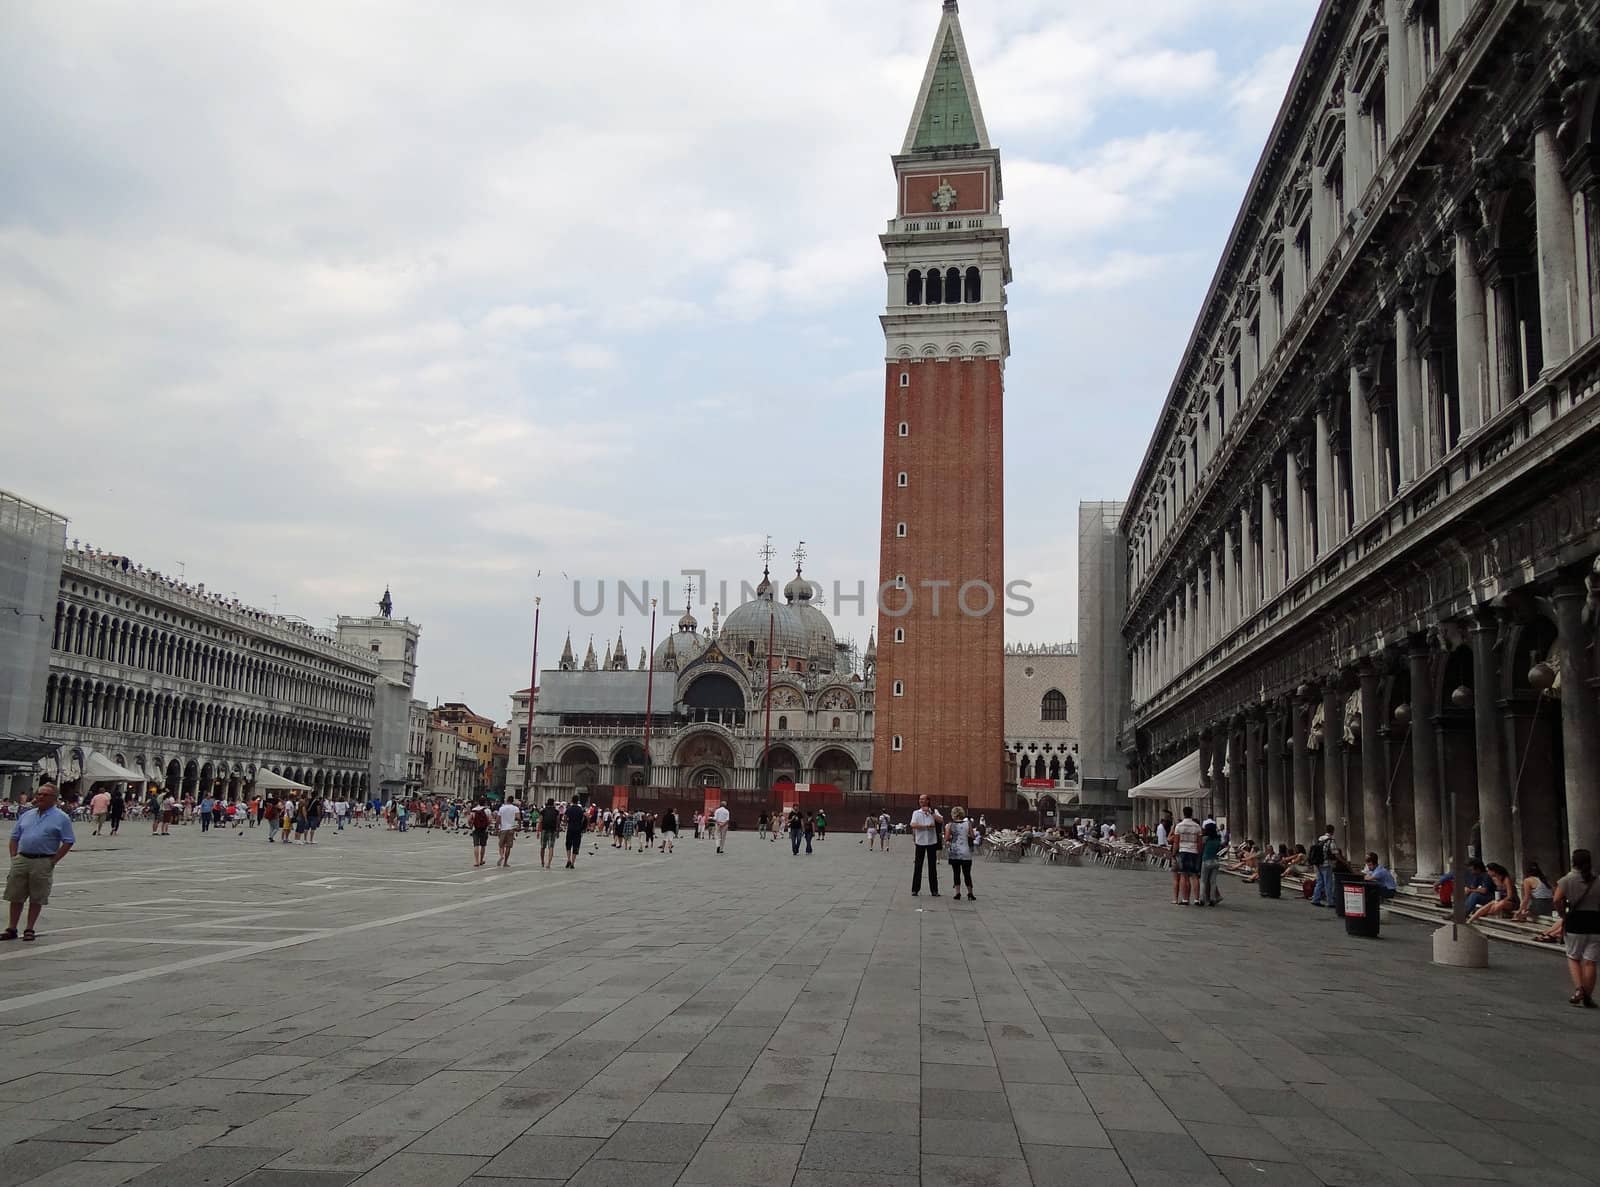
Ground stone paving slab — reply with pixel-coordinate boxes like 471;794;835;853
0;822;1587;1185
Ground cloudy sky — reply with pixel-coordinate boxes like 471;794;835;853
2;0;1316;718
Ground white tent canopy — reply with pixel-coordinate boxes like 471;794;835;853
1127;750;1209;801
251;767;312;793
79;749;145;786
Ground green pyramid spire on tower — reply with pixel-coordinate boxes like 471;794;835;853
910;29;978;150
902;1;991;155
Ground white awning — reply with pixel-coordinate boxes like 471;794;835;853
79;749;146;786
1128;750;1208;800
251;767;312;793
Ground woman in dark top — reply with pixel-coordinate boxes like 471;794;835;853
108;788;125;836
1198;821;1224;906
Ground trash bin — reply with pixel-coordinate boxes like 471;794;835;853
1342;879;1381;937
1258;863;1283;898
1333;872;1361;918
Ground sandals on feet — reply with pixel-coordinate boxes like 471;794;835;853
0;929;16;941
21;930;36;942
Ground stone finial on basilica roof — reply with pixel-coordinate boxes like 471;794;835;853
638;646;647;670
582;636;598;671
559;631;575;670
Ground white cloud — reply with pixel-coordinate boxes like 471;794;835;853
1228;43;1305;141
1005;131;1231;242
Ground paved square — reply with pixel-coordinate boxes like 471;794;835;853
0;822;1587;1185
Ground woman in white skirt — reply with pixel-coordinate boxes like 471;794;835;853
864;815;878;850
945;807;976;901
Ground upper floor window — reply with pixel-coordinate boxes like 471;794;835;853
905;269;923;306
1041;689;1067;721
1420;0;1442;77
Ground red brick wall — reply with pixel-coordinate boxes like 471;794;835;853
873;356;1006;807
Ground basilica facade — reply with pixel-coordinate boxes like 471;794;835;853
509;561;875;801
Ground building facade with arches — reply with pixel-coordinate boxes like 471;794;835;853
1003;643;1081;820
38;544;415;801
1119;0;1600;882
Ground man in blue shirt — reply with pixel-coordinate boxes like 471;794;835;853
4;784;76;942
1362;852;1398;899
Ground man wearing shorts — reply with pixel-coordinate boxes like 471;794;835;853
563;798;586;869
1172;807;1204;906
496;799;521;868
660;808;678;854
538;799;561;869
713;803;731;853
3;784;75;942
467;799;493;868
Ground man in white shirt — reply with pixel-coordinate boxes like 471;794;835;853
1172;807;1204;905
713;803;731;852
333;798;349;831
909;795;943;897
878;812;892;852
496;799;522;867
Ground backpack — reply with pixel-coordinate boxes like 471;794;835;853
541;805;560;830
470;807;491;830
1309;840;1327;865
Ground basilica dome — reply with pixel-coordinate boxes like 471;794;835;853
782;569;837;673
654;599;707;669
654;622;707;668
719;570;811;666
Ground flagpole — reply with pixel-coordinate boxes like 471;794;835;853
523;597;540;802
644;597;658;783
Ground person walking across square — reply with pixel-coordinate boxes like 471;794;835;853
713;803;730;853
496;799;521;868
3;784;75;942
909;795;943;897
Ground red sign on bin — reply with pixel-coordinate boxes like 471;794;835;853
1343;884;1367;917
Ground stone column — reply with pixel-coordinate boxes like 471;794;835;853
1207;550;1219;650
1533;120;1577;368
1285;449;1305;579
1266;711;1286;847
1221;528;1235;633
1409;636;1444;880
1358;661;1388;867
1260;481;1278;600
1470;607;1514;865
1350;363;1374;524
1553;577;1600;857
1315;404;1333;556
1455;227;1489;435
1239;506;1254;619
1322;682;1348;841
1245;714;1264;844
1291;691;1315;847
1395;303;1422;484
1385;0;1409;136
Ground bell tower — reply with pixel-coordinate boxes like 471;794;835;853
873;0;1010;807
